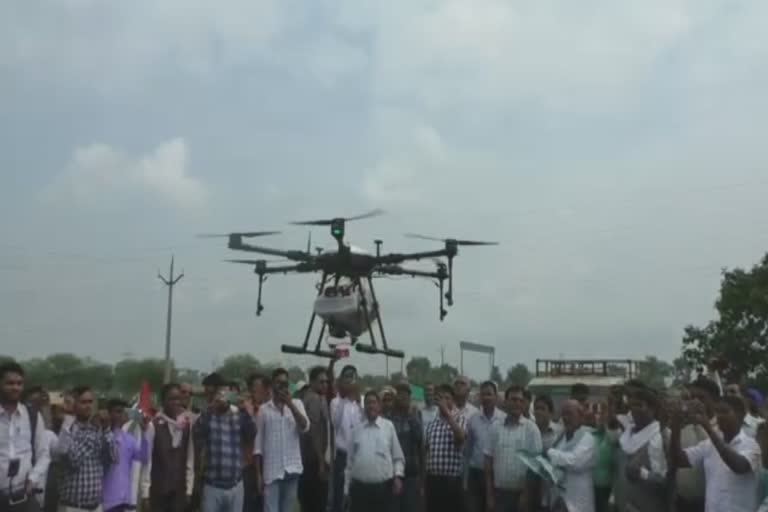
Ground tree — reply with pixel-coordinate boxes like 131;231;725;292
113;358;168;392
505;364;532;387
216;354;262;383
672;356;694;385
406;357;432;386
288;366;307;383
636;356;673;389
682;254;768;383
429;364;460;385
490;365;503;384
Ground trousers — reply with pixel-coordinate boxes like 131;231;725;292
202;482;244;512
330;451;347;512
425;475;464;512
298;458;327;512
349;480;392;512
263;475;299;512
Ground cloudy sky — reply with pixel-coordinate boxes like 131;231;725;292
2;0;768;379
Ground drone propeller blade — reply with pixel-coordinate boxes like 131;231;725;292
290;209;385;226
454;240;499;246
198;231;281;239
224;258;285;264
404;233;444;242
405;233;498;246
345;208;385;222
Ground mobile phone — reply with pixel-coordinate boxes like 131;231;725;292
7;459;20;479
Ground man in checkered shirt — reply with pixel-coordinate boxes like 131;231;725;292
424;384;467;512
53;386;117;512
194;376;256;512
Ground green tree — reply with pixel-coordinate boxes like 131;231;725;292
636;356;673;389
672;356;694;385
429;364;460;385
406;357;432;386
490;365;503;384
216;354;262;383
288;366;307;383
682;254;768;383
113;358;168;393
506;363;532;387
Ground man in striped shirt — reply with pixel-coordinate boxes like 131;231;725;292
484;385;542;512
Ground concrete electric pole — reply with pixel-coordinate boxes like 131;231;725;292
158;255;184;384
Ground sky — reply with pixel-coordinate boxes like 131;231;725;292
2;0;768;380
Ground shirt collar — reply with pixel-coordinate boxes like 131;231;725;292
0;404;22;418
364;415;383;428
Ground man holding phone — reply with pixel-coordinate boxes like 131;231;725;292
53;385;117;512
1;362;51;512
254;368;309;512
194;379;256;512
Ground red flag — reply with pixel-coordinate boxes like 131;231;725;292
138;381;151;418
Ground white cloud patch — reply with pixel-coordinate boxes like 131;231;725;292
44;138;207;210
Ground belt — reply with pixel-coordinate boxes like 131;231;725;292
204;477;242;490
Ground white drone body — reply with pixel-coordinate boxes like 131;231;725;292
313;245;379;339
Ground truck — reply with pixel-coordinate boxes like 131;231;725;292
527;359;642;414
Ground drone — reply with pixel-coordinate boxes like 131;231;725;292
200;210;497;359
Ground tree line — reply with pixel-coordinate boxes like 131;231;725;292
9;250;767;394
0;350;677;394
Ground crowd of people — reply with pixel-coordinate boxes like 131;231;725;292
2;359;768;512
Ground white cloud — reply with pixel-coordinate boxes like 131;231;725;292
44;138;207;210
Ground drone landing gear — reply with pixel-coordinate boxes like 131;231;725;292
280;273;405;359
354;275;404;359
281;272;337;359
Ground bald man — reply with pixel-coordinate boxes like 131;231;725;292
547;400;597;512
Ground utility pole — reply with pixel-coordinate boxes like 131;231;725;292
158;255;184;384
440;345;445;366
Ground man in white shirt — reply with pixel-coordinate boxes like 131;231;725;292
0;362;51;512
344;390;405;512
420;384;438;435
547;399;597;512
255;368;310;512
330;367;362;512
466;381;505;512
670;394;762;512
454;377;478;425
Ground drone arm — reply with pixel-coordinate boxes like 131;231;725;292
232;241;313;262
376;265;441;279
376;249;450;265
258;263;319;274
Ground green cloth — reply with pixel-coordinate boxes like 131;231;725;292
761;468;768;503
410;384;424;402
592;429;614;488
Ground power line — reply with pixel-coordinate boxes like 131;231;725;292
158;256;184;384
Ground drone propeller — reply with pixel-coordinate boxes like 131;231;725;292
224;258;285;265
290;209;385;226
198;231;281;239
404;233;498;246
